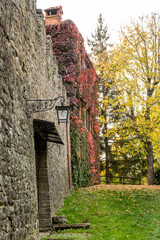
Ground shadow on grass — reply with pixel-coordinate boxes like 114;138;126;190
41;232;92;239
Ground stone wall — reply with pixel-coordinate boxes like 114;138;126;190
0;0;70;239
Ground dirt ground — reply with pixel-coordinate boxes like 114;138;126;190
89;184;160;191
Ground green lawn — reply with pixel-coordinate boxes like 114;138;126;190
42;185;160;240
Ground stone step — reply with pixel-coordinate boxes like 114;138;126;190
52;215;67;224
52;223;90;231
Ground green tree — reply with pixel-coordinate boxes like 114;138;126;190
88;13;110;56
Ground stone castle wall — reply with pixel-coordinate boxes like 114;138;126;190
0;0;70;239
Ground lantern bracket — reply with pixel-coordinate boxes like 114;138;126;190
27;96;65;118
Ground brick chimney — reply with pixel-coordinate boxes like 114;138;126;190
44;6;63;25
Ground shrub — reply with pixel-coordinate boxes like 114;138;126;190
154;167;160;185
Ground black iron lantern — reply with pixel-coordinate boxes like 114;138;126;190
56;104;70;124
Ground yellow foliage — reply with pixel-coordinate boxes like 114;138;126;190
96;13;160;169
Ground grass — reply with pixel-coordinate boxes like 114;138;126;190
42;185;160;240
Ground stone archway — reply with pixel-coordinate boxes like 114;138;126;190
33;119;64;231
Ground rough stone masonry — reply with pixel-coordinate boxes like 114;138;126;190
0;0;70;239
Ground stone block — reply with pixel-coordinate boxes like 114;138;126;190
52;215;67;224
39;192;50;200
52;223;91;231
39;212;50;219
39;219;52;228
0;232;10;240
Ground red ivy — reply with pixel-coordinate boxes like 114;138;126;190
46;19;100;184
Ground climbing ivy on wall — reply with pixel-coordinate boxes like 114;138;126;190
46;20;100;186
70;116;91;187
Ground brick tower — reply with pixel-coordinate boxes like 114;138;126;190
44;6;63;25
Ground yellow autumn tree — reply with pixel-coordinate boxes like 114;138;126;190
105;13;160;185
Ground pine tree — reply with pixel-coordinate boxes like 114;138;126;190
88;14;114;184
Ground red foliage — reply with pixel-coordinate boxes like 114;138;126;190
87;130;100;184
87;130;96;164
46;20;100;184
72;116;85;133
46;20;98;108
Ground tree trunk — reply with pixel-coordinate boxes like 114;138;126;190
105;135;110;184
145;94;154;185
102;82;110;184
146;141;154;185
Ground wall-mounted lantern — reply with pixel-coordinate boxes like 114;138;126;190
56;103;70;124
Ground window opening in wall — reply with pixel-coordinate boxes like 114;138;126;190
46;9;58;16
51;9;58;15
90;121;93;135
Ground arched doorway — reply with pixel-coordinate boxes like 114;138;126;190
33;119;64;231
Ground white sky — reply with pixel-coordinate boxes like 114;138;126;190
36;0;160;50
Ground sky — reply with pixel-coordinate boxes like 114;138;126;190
36;0;160;50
